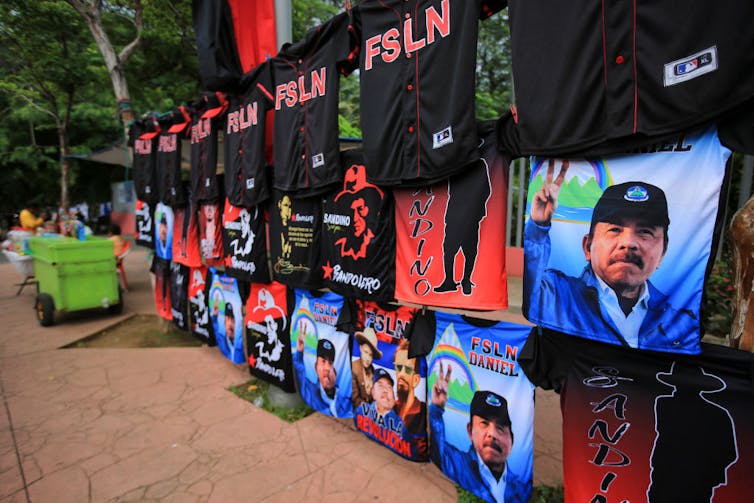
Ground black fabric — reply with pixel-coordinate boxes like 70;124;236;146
223;63;273;207
170;261;189;331
320;149;396;301
192;0;243;92
502;0;754;156
353;0;504;186
262;11;358;195
405;309;436;359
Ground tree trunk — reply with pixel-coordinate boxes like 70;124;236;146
730;196;754;351
60;158;71;213
66;0;142;123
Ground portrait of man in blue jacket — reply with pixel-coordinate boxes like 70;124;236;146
293;333;351;417
430;363;529;503
524;159;699;353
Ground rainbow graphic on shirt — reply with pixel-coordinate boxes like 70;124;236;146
428;322;477;413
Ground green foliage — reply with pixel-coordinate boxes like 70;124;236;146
229;378;314;423
456;484;565;502
703;257;734;337
476;10;512;120
292;0;340;41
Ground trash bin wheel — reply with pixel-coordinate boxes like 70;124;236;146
36;293;55;327
108;287;124;315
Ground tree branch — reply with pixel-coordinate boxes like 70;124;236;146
117;0;143;64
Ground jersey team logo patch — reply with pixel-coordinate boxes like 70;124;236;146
246;178;255;189
312;153;325;168
664;46;718;87
433;126;454;149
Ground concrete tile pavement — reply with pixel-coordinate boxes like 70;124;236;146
0;247;561;502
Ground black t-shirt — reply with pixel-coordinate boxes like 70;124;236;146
520;327;754;502
320;149;395;301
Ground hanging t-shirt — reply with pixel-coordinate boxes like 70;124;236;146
154;202;174;260
409;311;534;503
131;119;159;205
224;63;272;208
172;201;202;268
268;190;323;289
156;107;190;208
290;289;352;418
520;327;754;503
188;266;214;345
135;200;154;249
208;268;245;363
523;125;730;354
198;201;224;265
395;121;509;310
244;281;295;392
342;300;425;461
170;261;189;331
190;93;227;205
221;200;269;282
151;256;172;321
321;149;395;301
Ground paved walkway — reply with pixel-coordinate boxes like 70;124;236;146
0;247;561;502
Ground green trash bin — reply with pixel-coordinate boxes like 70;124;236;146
30;235;123;326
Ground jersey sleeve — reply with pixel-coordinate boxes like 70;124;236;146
335;297;357;333
519;326;576;393
480;0;507;19
406;309;437;359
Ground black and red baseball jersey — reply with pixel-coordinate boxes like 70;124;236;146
190;93;228;206
498;0;754;156
521;328;754;502
353;0;504;186
157;107;190;208
260;11;358;195
268;190;323;290
321;149;395;301
224;63;273;208
221;199;270;283
131;118;160;205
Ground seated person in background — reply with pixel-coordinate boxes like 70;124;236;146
108;224;126;256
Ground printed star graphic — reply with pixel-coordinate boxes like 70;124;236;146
322;261;334;280
248;354;257;368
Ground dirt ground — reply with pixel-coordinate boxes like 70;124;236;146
64;314;204;349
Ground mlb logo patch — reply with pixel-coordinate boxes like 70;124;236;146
312;153;325;168
664;46;718;87
246;178;255;189
205;177;211;187
433;127;453;149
